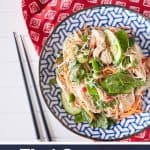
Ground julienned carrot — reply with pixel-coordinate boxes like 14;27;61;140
128;95;141;112
119;95;142;119
102;66;116;76
115;105;119;119
119;110;142;120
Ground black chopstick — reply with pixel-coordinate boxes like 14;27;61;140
13;32;40;140
20;35;52;141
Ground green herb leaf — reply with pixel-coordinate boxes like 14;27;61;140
74;109;92;124
69;59;86;83
129;37;135;47
74;112;83;123
107;117;116;128
82;35;88;42
101;71;145;95
86;83;105;110
70;64;80;82
132;59;138;68
82;109;93;124
75;110;116;129
91;114;108;129
80;69;86;77
49;78;57;85
56;53;63;64
91;58;103;74
87;84;100;101
90;114;115;129
103;99;119;108
116;29;129;52
122;56;131;68
95;100;104;110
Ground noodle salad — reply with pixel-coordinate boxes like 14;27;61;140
55;26;150;129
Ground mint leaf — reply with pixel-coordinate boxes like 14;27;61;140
90;114;116;129
101;71;145;95
116;29;129;52
90;58;103;74
129;37;135;47
74;109;92;124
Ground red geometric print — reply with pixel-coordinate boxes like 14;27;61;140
30;18;41;29
22;0;150;142
115;1;127;6
57;13;69;22
43;22;54;34
143;0;150;7
87;0;98;3
30;30;40;42
101;0;113;4
73;3;85;12
39;0;49;4
48;0;57;6
129;0;140;3
129;5;140;11
29;1;40;14
60;0;73;10
44;10;56;20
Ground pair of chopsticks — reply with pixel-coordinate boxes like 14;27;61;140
13;32;52;141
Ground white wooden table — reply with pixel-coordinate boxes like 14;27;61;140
0;0;92;142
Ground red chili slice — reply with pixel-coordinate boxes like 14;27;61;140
82;86;87;93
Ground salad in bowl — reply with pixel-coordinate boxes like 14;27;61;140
56;26;150;129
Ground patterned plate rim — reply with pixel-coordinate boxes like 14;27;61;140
39;4;150;141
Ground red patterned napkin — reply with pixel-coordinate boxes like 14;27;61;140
22;0;150;141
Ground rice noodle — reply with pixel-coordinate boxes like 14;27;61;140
56;26;149;121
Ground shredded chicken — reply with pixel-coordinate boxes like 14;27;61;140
134;44;144;59
128;64;146;81
118;90;135;112
63;37;75;60
56;26;149;123
126;44;146;81
100;49;112;65
90;29;106;57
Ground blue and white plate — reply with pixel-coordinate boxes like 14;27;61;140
39;5;150;141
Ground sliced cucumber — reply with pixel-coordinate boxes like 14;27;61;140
61;92;81;115
104;29;122;65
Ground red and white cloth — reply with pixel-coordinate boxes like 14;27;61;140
22;0;150;141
